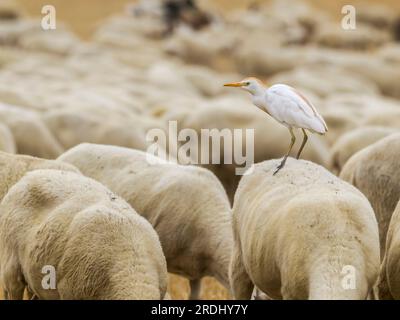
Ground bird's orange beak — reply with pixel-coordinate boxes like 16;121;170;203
224;82;244;87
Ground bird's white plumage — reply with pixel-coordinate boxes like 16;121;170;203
264;84;327;134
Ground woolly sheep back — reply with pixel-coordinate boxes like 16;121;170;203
231;159;379;300
0;169;167;300
329;126;398;174
0;151;79;201
377;200;400;299
58;143;233;299
340;133;400;256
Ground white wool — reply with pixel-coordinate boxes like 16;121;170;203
340;133;400;256
329;126;398;174
0;169;167;300
0;123;15;154
58;143;232;300
0;151;79;201
0;103;63;158
231;159;379;299
376;200;400;299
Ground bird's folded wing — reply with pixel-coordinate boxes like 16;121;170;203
288;87;328;132
268;84;328;133
268;84;316;118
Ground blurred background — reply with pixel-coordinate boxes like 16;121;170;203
10;0;400;38
1;0;400;299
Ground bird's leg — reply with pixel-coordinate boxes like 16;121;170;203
296;129;308;159
273;128;295;175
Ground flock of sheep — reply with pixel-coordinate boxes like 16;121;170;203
0;0;400;299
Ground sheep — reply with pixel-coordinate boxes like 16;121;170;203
0;103;63;158
41;83;145;115
230;159;380;300
42;107;163;152
0;79;36;108
274;47;400;99
0;123;16;154
18;23;81;56
180;65;239;98
269;64;380;98
0;47;23;69
356;4;398;30
0;169;167;299
349;58;400;99
94;11;166;41
340;133;400;257
322;93;400;118
58;143;233;300
163;25;239;69
233;46;304;77
319;53;400;99
376;199;400;299
146;61;199;96
0;151;79;202
312;22;390;50
319;110;360;146
362;109;400;129
329;126;398;174
378;44;400;64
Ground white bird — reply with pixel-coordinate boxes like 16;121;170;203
224;77;328;175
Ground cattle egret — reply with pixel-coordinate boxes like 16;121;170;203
224;77;328;175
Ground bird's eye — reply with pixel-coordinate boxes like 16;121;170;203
245;82;250;86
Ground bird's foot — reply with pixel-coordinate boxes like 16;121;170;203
273;163;285;175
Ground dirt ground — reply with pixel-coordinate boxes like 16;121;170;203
168;275;230;300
